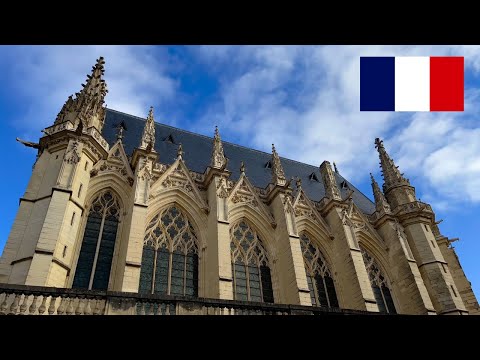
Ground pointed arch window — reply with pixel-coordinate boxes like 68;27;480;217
72;190;121;290
139;205;199;297
360;247;397;314
230;220;274;303
299;233;339;308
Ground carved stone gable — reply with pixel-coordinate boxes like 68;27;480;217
150;157;208;212
228;174;276;226
162;163;193;192
293;189;333;238
90;140;134;186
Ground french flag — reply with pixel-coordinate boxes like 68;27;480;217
360;56;464;111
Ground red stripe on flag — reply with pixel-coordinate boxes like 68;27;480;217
430;57;464;111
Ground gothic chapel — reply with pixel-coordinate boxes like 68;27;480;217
0;57;478;315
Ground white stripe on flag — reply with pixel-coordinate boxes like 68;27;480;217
394;57;430;111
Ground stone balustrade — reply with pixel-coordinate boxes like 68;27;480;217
85;127;110;151
43;122;75;136
0;283;377;315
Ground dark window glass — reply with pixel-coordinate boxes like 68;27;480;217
231;220;274;304
154;248;170;295
139;246;155;293
382;285;397;314
315;275;328;307
260;266;274;303
306;275;317;306
373;285;387;313
72;191;120;291
361;247;397;314
139;206;199;297
324;276;339;308
299;233;339;308
92;216;118;290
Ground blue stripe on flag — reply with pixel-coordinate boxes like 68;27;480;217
360;57;395;111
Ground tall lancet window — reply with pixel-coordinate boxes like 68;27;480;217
360;247;397;314
299;233;339;308
230;220;274;303
72;190;121;290
139;205;199;297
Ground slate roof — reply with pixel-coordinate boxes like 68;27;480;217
102;109;376;214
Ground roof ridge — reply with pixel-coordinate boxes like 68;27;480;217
106;108;331;173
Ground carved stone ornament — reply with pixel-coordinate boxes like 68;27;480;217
211;126;227;169
215;177;229;199
140;106;156;150
63;141;81;165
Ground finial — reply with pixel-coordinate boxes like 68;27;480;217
177;143;184;159
271;143;286;186
333;162;339;173
295;177;302;190
319;160;342;201
374;137;411;193
211;125;227;169
116;126;123;141
370;171;391;214
140;106;156;150
240;161;245;174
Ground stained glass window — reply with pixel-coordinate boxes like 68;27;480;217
230;220;274;303
139;205;198;297
72;190;120;290
360;246;397;314
299;232;339;308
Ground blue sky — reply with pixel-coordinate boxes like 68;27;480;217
0;45;478;298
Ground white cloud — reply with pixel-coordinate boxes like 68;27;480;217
0;45;178;136
191;45;480;206
2;44;480;208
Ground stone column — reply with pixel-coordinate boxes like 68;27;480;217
204;169;233;300
120;151;156;292
268;190;311;306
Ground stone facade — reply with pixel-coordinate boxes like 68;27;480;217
0;57;478;315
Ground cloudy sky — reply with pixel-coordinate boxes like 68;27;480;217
0;45;478;298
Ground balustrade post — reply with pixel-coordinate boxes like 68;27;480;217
19;294;29;315
28;295;38;315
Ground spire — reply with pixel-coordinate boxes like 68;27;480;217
333;162;339;173
370;173;391;214
240;161;246;175
271;144;286;186
140;106;156;150
375;138;410;192
319;161;342;201
295;177;302;190
54;57;108;132
211;126;227;169
177;143;184;160
116;123;124;142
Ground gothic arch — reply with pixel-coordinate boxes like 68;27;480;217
297;230;340;308
228;207;282;301
86;175;132;212
70;188;124;291
296;219;335;265
139;203;202;297
358;240;398;314
229;217;276;303
357;232;392;281
228;206;275;253
146;189;208;250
